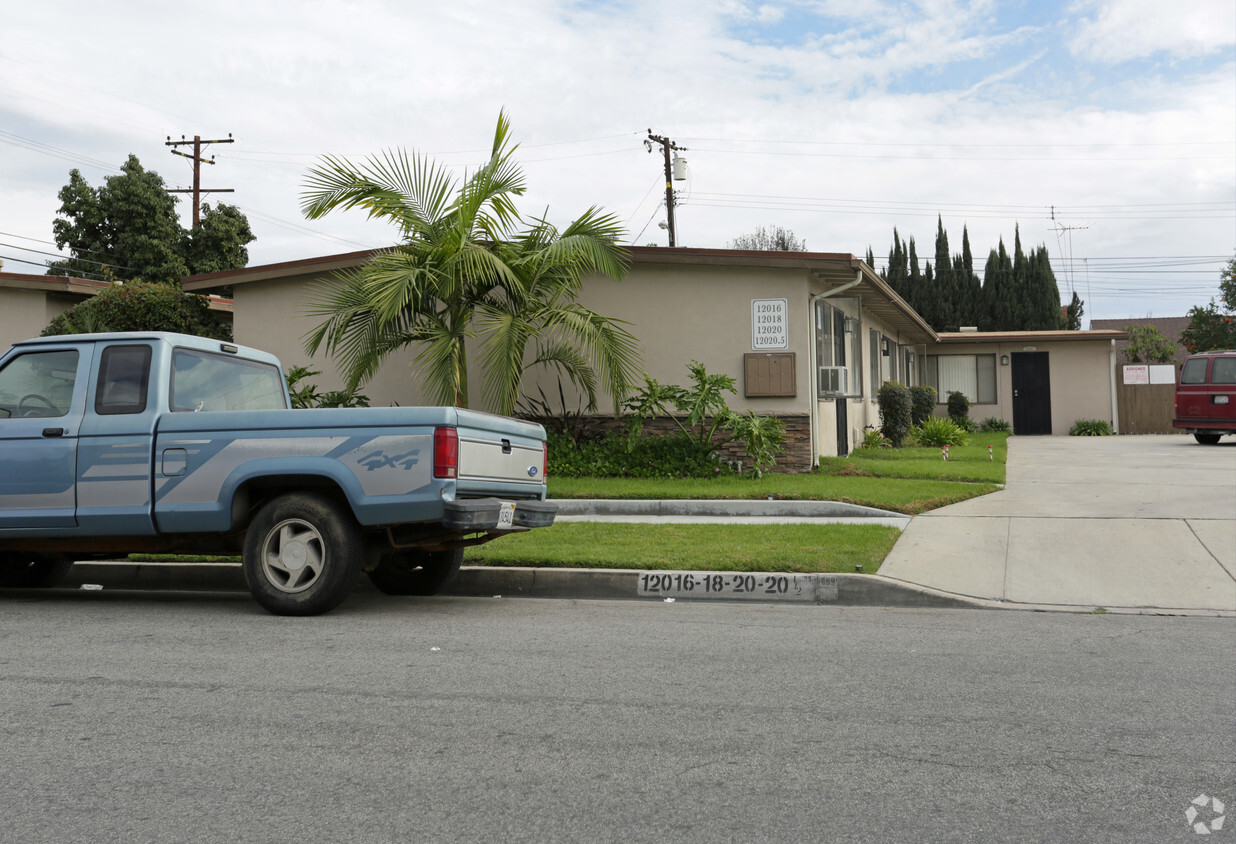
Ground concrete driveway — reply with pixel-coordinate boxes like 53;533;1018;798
879;435;1236;613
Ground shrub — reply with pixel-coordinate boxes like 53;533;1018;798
909;385;937;427
42;280;231;340
1069;419;1114;436
623;361;785;476
979;417;1012;433
547;430;734;478
877;381;912;447
916;416;970;447
857;428;891;449
946;391;970;423
954;415;978;433
286;365;369;408
517;382;608;445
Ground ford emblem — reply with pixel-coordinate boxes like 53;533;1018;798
528;466;539;477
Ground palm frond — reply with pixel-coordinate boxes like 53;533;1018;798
300;150;455;238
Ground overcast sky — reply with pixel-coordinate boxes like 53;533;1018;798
2;0;1233;324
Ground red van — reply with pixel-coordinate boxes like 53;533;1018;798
1174;351;1236;444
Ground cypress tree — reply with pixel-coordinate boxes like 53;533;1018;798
906;236;923;317
986;238;1016;330
1025;245;1064;330
933;216;955;331
885;229;904;293
980;248;1001;331
960;226;982;328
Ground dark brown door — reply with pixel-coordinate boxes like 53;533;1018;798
1012;352;1052;435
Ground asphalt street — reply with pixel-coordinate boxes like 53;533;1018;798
1;591;1232;843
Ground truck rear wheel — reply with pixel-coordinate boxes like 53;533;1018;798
1194;433;1222;445
243;492;362;616
0;554;73;588
367;548;464;596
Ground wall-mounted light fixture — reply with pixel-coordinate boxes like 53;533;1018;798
844;316;860;335
1000;354;1010;366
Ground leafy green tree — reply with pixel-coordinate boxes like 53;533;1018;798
42;280;231;340
1123;325;1177;363
300;111;641;415
49;155;254;284
1181;257;1236;353
728;225;807;251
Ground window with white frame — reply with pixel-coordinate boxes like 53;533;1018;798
925;354;997;404
815;299;862;397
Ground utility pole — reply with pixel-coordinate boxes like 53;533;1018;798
645;130;687;247
166;134;235;227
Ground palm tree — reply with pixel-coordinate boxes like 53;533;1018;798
299;111;641;414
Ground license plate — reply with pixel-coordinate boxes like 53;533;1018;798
496;502;516;530
637;571;821;602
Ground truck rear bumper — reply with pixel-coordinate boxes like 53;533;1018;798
444;498;557;531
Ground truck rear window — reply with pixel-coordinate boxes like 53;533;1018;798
171;348;286;412
1180;358;1210;385
1212;357;1236;385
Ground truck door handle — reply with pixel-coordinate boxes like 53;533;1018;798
501;439;512;454
42;427;66;438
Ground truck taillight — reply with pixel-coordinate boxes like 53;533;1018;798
542;441;549;483
433;427;458;479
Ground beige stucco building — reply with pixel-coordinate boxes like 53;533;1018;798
0;271;235;355
182;246;1126;471
0;272;108;350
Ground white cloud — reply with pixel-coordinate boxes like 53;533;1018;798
1069;0;1236;63
0;0;1230;321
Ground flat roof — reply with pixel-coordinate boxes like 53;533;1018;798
937;329;1127;343
0;271;109;296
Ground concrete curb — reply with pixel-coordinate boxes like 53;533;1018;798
551;499;905;519
53;563;1233;615
59;561;982;609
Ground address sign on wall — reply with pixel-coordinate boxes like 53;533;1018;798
752;298;788;350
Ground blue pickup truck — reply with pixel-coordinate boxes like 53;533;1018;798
0;332;556;615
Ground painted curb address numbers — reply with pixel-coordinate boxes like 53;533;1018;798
638;572;838;603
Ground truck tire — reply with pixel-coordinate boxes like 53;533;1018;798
243;492;362;616
0;554;73;588
1194;433;1222;445
367;548;464;596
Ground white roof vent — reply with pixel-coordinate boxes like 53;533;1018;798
959;326;979;333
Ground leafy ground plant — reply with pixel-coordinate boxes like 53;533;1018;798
915;416;970;447
623;361;785;476
1069;419;1114;436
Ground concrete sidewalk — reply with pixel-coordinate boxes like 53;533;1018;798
879;435;1236;613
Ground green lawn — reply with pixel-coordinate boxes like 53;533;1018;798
465;522;900;574
548;433;1007;515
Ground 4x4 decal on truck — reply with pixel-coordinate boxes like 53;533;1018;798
357;449;420;471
